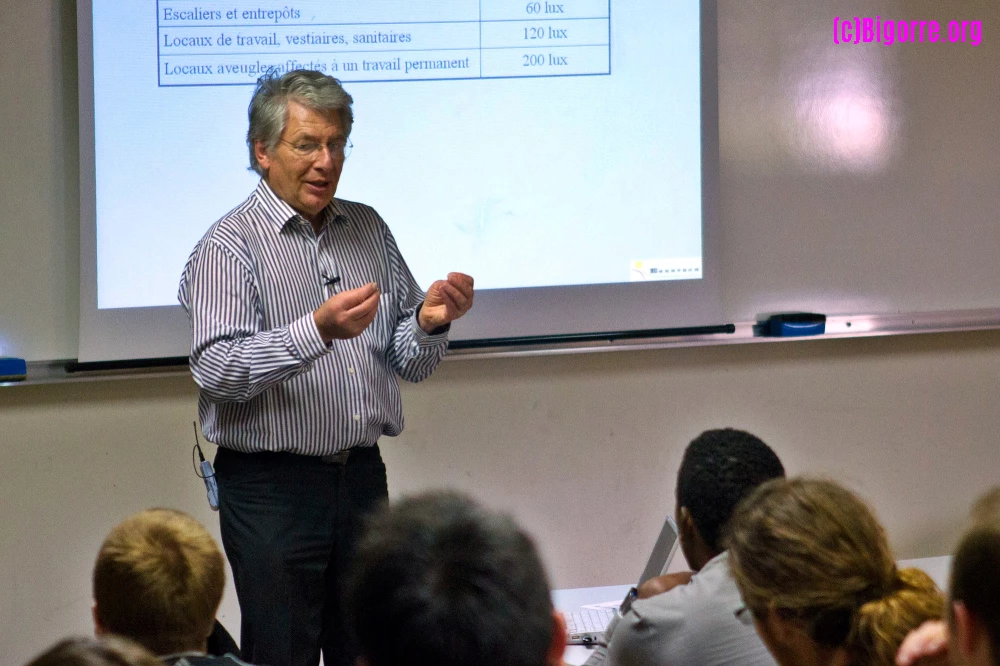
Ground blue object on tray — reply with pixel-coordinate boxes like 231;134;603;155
0;357;27;381
763;313;827;337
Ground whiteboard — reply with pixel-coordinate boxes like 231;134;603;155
715;0;1000;320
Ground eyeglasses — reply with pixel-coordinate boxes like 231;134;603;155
280;137;353;160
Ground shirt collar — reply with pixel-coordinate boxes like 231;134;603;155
702;549;730;572
254;178;346;234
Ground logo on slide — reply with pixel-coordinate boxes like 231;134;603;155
630;258;702;281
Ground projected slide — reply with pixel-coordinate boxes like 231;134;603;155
156;2;612;84
92;1;703;309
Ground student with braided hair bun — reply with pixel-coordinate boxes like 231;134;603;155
727;478;945;666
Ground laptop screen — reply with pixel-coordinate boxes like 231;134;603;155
637;515;680;585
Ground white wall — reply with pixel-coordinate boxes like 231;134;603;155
4;329;1000;663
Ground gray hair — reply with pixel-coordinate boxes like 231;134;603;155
247;69;354;175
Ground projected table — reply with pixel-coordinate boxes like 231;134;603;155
156;1;612;86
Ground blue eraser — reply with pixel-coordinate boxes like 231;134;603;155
763;314;826;337
0;357;27;381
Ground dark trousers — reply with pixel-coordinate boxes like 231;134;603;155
214;445;388;666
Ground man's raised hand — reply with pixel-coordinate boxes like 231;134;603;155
418;272;475;333
314;283;380;342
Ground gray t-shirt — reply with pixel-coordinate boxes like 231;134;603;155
586;551;775;666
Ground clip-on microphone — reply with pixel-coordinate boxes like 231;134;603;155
192;422;219;511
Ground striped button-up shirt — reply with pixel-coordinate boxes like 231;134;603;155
178;179;448;455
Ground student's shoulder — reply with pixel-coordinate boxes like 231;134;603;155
628;580;701;624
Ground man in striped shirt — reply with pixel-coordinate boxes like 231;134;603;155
177;69;474;666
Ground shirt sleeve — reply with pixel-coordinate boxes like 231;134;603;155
382;224;449;382
179;239;329;403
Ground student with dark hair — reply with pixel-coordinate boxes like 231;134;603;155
897;486;1000;666
346;491;566;666
25;637;161;666
591;428;785;666
947;525;1000;666
674;428;787;574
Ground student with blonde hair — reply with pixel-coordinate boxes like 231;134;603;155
727;478;944;666
92;508;244;665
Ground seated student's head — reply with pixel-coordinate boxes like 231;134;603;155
92;508;225;656
674;428;785;571
948;518;1000;665
969;486;1000;530
346;490;566;666
727;478;944;666
25;636;161;666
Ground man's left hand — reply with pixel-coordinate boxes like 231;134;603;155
419;272;474;333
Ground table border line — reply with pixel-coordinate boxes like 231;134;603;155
157;71;612;88
157;16;612;30
159;43;611;58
